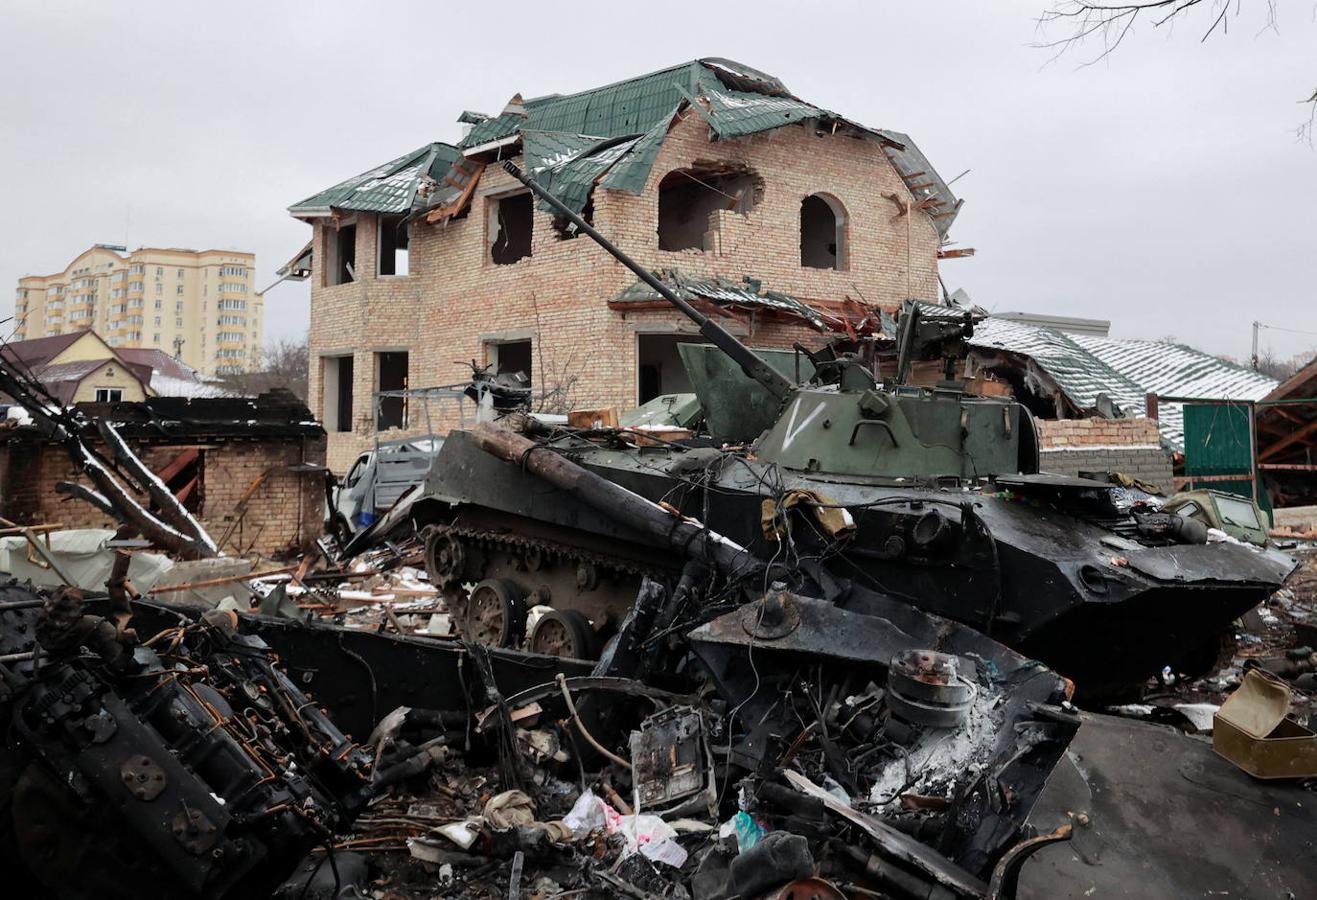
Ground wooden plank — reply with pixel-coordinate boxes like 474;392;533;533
1259;416;1317;461
149;564;298;594
937;248;977;259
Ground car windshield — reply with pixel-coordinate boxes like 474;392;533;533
1215;495;1261;530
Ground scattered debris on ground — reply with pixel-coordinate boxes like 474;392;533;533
0;173;1313;898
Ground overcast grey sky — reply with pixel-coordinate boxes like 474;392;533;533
1;0;1313;363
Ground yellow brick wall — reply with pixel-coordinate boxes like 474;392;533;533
0;434;326;557
306;112;943;471
1035;417;1163;448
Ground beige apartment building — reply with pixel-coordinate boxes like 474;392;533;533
14;244;263;375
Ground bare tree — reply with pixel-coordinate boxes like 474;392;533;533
221;334;309;402
526;291;583;415
1036;1;1316;143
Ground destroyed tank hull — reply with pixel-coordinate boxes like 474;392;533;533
414;430;1295;699
406;163;1296;700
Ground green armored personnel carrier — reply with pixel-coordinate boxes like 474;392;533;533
407;163;1295;699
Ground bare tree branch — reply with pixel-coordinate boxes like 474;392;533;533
220;334;309;401
1035;1;1311;141
95;420;218;554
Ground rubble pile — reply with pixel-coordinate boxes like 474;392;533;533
0;167;1313;897
0;564;1080;899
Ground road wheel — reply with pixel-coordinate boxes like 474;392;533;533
462;579;525;647
528;609;597;660
424;527;466;585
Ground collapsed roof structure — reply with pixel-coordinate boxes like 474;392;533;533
291;59;961;241
964;315;1277;451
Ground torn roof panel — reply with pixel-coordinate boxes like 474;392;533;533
700;86;828;140
304;58;959;237
595;110;679;195
288;143;459;217
521;62;701;140
611;270;829;331
970;315;1277;450
526;132;642;215
878;130;962;237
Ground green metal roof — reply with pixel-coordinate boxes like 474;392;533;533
294;58;960;236
288;142;459;216
525;131;644;215
613;270;829;330
700;86;829;139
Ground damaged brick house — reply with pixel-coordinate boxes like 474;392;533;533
285;58;962;470
0;392;327;556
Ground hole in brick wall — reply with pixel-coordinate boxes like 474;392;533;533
377;215;409;276
657;164;762;252
800;193;847;270
490;193;533;265
376;351;409;430
551;197;593;241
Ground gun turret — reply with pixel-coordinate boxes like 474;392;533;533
502;161;793;402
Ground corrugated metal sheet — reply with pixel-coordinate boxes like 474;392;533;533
523;62;701;139
702;87;827;139
289;143;458;216
460;111;526;149
969;315;1277;451
524;131;641;215
302;58;960;239
596;111;678;195
613;270;827;329
1182;403;1253;475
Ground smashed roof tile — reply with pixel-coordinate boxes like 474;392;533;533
289;142;459;217
611;270;830;330
969;315;1276;450
296;59;960;237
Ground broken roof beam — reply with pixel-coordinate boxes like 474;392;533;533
1259;416;1317;462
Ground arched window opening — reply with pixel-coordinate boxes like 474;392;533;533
800;193;847;270
657;165;762;252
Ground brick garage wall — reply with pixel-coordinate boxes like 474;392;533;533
305;111;944;472
0;434;326;557
1036;418;1174;493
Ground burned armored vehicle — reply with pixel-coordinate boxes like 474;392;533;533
408;162;1295;699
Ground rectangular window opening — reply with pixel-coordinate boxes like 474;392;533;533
489;193;533;265
326;223;357;285
376;351;409;430
95;388;124;403
488;340;532;384
377;215;410;276
637;334;700;405
323;355;354;432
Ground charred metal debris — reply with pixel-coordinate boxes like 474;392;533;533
0;170;1313;898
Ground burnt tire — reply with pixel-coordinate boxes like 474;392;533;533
528;609;598;660
461;579;526;648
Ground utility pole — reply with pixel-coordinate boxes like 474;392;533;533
1251;321;1260;371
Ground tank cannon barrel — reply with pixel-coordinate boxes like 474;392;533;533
502;161;793;401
